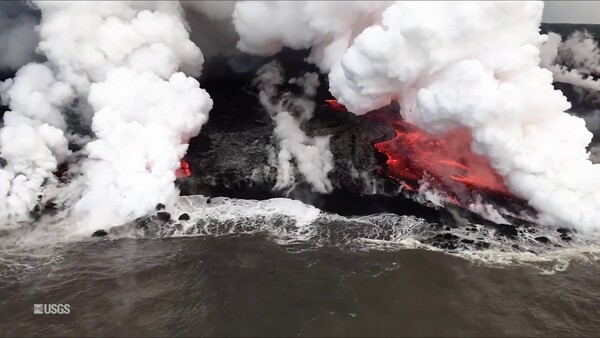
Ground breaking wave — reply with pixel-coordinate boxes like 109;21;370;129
3;194;598;275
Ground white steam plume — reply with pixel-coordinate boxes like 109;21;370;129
0;63;73;223
254;61;333;193
36;1;212;230
541;31;600;74
234;1;600;233
541;31;600;92
233;1;391;71
77;68;211;228
34;1;204;94
0;1;213;230
330;2;600;233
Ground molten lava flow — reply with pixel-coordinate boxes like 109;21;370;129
175;158;191;178
322;99;347;112
322;98;512;201
370;112;511;200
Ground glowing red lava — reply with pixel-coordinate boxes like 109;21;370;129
324;99;511;201
373;115;510;198
176;158;191;178
322;99;347;112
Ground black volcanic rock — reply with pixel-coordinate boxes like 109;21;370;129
175;50;529;223
156;212;171;221
29;205;41;221
304;104;395;191
560;234;572;241
92;230;108;237
178;50;397;211
178;213;190;221
494;224;519;238
156;203;165;211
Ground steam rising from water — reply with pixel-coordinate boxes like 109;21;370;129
0;63;73;222
541;30;600;91
1;1;212;231
233;1;600;233
232;1;391;72
0;1;599;236
253;61;334;193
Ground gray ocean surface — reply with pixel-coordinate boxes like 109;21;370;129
1;233;600;337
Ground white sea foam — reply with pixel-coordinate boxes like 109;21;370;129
1;194;599;274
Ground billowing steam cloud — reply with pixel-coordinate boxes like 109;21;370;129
232;1;391;72
232;1;600;233
253;61;333;193
330;2;600;233
77;68;211;229
541;30;600;92
1;1;212;230
40;1;212;230
1;1;600;235
0;3;53;223
0;63;73;222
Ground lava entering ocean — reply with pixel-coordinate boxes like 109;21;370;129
176;158;191;178
324;99;513;203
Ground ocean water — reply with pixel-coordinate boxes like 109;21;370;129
1;196;600;336
2;236;600;336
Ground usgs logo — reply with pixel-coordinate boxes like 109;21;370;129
33;304;70;315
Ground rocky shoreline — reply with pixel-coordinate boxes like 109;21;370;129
3;45;596;252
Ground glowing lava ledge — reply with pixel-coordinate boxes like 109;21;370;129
176;100;521;206
176;158;191;178
324;100;516;205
